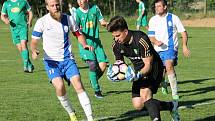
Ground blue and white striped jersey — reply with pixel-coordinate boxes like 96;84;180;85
32;13;81;61
148;13;185;52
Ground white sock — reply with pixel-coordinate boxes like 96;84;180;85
78;91;93;121
57;93;74;115
168;73;178;96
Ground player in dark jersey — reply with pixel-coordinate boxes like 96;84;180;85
107;16;180;121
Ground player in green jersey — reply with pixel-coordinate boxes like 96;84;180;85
1;0;34;73
136;0;149;31
76;0;109;98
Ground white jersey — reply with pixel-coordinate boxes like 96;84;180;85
148;13;185;52
32;13;81;61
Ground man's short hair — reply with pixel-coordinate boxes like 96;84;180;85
107;16;128;32
152;0;168;14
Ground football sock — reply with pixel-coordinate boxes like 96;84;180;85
96;68;104;80
21;49;29;67
89;71;100;92
78;91;93;121
144;99;161;121
57;93;74;115
168;73;178;96
86;60;101;92
154;99;173;111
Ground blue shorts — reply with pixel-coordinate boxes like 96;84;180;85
158;49;178;66
43;59;80;84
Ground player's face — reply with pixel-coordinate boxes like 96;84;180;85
77;0;88;9
46;0;61;21
155;1;167;16
112;30;128;44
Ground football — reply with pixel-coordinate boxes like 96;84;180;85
111;60;128;80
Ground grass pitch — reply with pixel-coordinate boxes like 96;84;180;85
0;20;215;121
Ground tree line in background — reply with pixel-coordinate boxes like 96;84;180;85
1;0;215;18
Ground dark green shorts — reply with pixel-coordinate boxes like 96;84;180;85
10;25;28;45
137;15;148;26
78;39;108;63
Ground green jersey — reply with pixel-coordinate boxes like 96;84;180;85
138;1;146;17
76;5;104;39
1;0;31;26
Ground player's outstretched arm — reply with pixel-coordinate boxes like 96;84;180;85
149;37;163;46
30;38;40;60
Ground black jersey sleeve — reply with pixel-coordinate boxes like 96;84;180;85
138;35;153;58
112;41;124;60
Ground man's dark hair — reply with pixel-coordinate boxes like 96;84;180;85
151;0;168;14
107;16;128;32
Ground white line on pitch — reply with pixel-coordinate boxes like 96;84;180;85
80;100;215;121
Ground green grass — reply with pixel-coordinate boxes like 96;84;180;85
0;20;215;121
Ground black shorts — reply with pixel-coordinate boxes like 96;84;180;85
132;62;164;98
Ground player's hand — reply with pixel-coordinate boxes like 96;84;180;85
155;41;163;46
84;45;94;51
32;50;40;60
183;46;190;57
125;66;136;82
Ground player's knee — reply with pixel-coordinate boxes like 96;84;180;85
133;102;144;111
87;60;97;71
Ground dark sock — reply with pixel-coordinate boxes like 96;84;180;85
156;99;173;111
144;99;161;121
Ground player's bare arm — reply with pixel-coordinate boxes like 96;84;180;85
149;36;163;46
139;55;153;75
1;14;10;25
27;10;33;27
30;38;40;60
181;31;190;57
77;34;94;51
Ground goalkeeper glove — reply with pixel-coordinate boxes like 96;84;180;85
125;66;145;82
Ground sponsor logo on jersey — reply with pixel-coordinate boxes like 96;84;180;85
11;7;20;13
134;49;138;54
64;26;69;33
86;21;93;28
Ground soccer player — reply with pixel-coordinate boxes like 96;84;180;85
136;0;149;31
30;0;94;121
1;0;34;73
76;0;109;98
107;16;180;121
148;0;190;100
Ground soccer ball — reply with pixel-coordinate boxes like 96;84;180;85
111;60;128;80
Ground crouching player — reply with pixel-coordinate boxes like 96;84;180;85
107;16;180;121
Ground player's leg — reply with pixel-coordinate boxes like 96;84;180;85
79;43;102;98
95;45;108;80
86;60;102;98
44;60;77;120
20;27;34;73
136;17;141;30
161;69;169;94
165;60;179;100
66;59;94;121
